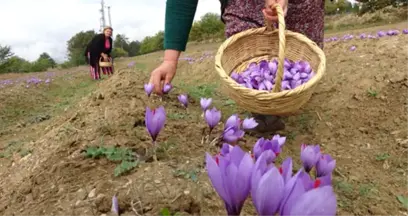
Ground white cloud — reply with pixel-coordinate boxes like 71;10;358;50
0;0;220;62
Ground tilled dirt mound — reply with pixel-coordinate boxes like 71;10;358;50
0;68;219;215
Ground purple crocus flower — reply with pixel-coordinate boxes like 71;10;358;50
281;80;291;90
287;186;337;215
386;30;399;36
230;72;240;81
223;126;245;143
279;170;337;215
220;143;234;156
300;144;321;173
253;136;285;162
204;107;221;131
222;115;246;143
111;195;119;214
403;29;408;34
279;169;304;215
268;60;278;73
377;31;386;37
145;106;166;142
177;94;188;108
316;154;336;177
128;61;135;67
205;146;254;216
367;34;377;39
224;115;241;130
272;134;286;147
251;151;285;216
144;83;154;97
280;157;293;183
200;98;212;111
242;117;258;130
350;46;356;51
162;83;172;94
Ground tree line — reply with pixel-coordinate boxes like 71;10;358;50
0;0;406;73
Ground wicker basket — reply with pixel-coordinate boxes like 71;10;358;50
99;57;113;67
215;4;326;115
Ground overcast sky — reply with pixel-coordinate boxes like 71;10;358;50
0;0;220;62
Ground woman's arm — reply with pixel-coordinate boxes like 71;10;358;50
164;0;199;52
89;34;104;55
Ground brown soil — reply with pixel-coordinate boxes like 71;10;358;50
0;23;407;215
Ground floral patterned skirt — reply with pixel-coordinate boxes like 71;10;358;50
222;0;325;48
87;52;114;80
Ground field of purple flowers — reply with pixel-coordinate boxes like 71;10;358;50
0;22;407;215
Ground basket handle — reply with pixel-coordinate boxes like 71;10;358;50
99;56;111;62
264;4;286;93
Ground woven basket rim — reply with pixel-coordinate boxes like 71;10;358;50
215;27;326;99
99;58;113;67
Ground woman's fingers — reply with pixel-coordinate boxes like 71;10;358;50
263;9;278;22
263;0;288;22
149;71;164;95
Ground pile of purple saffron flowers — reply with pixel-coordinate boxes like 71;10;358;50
206;141;337;216
230;59;315;91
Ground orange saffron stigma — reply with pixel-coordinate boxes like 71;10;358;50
215;153;222;165
313;179;321;188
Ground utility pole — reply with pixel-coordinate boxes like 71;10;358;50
99;0;106;33
107;6;112;27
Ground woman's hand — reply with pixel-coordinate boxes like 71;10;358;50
263;0;288;22
148;50;180;95
149;60;178;95
101;53;109;61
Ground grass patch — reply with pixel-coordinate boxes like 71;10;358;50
295;112;314;131
168;112;189;120
0;75;97;131
135;63;147;71
48;79;96;111
173;168;200;183
367;88;378;97
358;183;377;197
84;146;139;177
181;83;218;100
0;140;31;158
375;153;390;161
397;195;408;209
334;179;354;197
160;208;181;216
286;131;297;141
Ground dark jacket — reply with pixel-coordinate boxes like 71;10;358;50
84;33;113;67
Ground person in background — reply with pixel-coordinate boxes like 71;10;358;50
85;26;114;80
149;0;326;133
